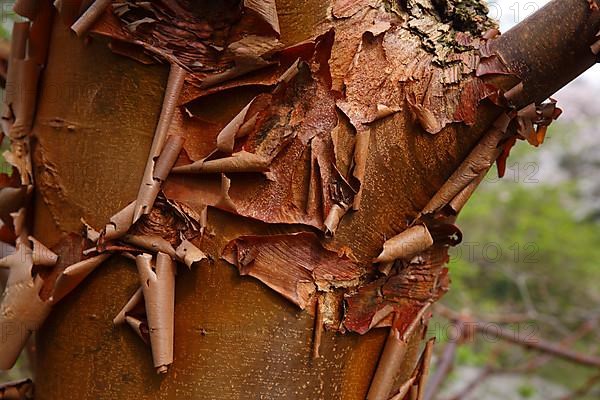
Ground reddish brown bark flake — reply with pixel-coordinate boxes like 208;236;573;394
166;32;342;229
88;0;282;88
421;112;513;216
222;232;364;309
50;254;111;304
0;175;27;244
71;0;112;36
113;287;151;345
136;252;176;374
114;287;144;325
413;338;435;400
374;225;434;264
388;377;416;400
0;211;58;369
497;99;562;177
13;0;39;20
0;378;33;399
344;246;449;335
366;304;433;400
2;23;38;185
134;64;187;223
312;294;325;359
244;0;280;35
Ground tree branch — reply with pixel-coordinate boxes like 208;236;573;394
437;307;600;368
488;0;600;107
556;372;600;400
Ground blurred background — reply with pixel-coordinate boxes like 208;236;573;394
0;0;599;399
430;1;600;399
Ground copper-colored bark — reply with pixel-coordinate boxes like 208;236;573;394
10;0;599;399
31;10;385;400
487;0;600;107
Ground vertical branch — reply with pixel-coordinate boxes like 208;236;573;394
422;338;459;400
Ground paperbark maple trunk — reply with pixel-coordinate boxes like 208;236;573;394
33;4;393;400
0;0;596;399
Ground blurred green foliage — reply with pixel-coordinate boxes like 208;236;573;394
0;0;12;172
0;0;16;39
438;129;600;398
517;383;536;398
0;25;9;39
0;0;21;383
447;183;600;319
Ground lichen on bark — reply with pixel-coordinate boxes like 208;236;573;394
390;0;497;64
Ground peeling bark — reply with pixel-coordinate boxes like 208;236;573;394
72;0;112;36
0;378;33;399
50;254;111;303
374;225;434;264
0;212;57;369
367;303;432;400
2;0;596;398
133;64;186;223
136;252;176;373
223;232;363;309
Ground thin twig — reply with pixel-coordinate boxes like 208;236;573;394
556;372;600;400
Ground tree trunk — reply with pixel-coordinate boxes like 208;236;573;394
0;0;598;399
